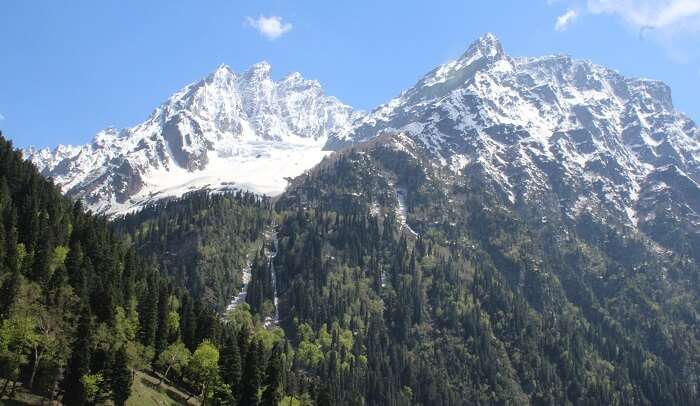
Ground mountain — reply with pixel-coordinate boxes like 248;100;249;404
272;126;700;404
0;133;288;404
268;35;700;403
327;33;700;260
275;120;700;405
28;34;700;252
26;62;361;215
6;33;700;405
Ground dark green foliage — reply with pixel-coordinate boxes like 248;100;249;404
268;140;700;405
3;129;700;405
155;284;170;355
180;293;198;351
109;346;132;406
219;334;242;397
0;265;20;318
138;272;159;347
236;326;251;395
0;134;232;404
62;307;92;406
210;378;236;405
113;190;271;310
260;342;283;406
246;247;275;315
240;339;265;406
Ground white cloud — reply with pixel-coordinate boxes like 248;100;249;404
555;9;579;30
0;113;5;121
245;15;293;40
588;0;700;59
550;1;700;58
586;0;700;31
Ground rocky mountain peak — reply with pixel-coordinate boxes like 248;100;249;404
328;34;699;245
461;32;505;61
26;34;699;236
244;60;273;79
206;63;237;84
26;61;357;215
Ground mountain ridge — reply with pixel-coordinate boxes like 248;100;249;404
26;61;360;214
326;34;699;254
9;33;700;405
26;34;699;226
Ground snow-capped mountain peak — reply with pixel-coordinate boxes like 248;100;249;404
212;62;236;77
462;32;505;60
330;33;699;237
245;60;272;76
27;62;358;215
27;34;699;239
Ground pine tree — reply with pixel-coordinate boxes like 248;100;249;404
220;334;242;397
210;378;236;406
155;284;170;355
180;293;198;350
236;325;251;396
30;222;52;283
139;272;159;347
260;342;283;406
240;339;264;406
62;307;92;406
65;240;84;294
0;265;21;318
110;346;133;406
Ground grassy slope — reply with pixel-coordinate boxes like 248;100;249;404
127;371;200;406
0;372;198;406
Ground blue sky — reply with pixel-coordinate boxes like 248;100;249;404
1;0;699;149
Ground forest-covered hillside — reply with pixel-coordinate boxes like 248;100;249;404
0;134;287;405
113;191;272;311
274;136;700;405
3;131;700;405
